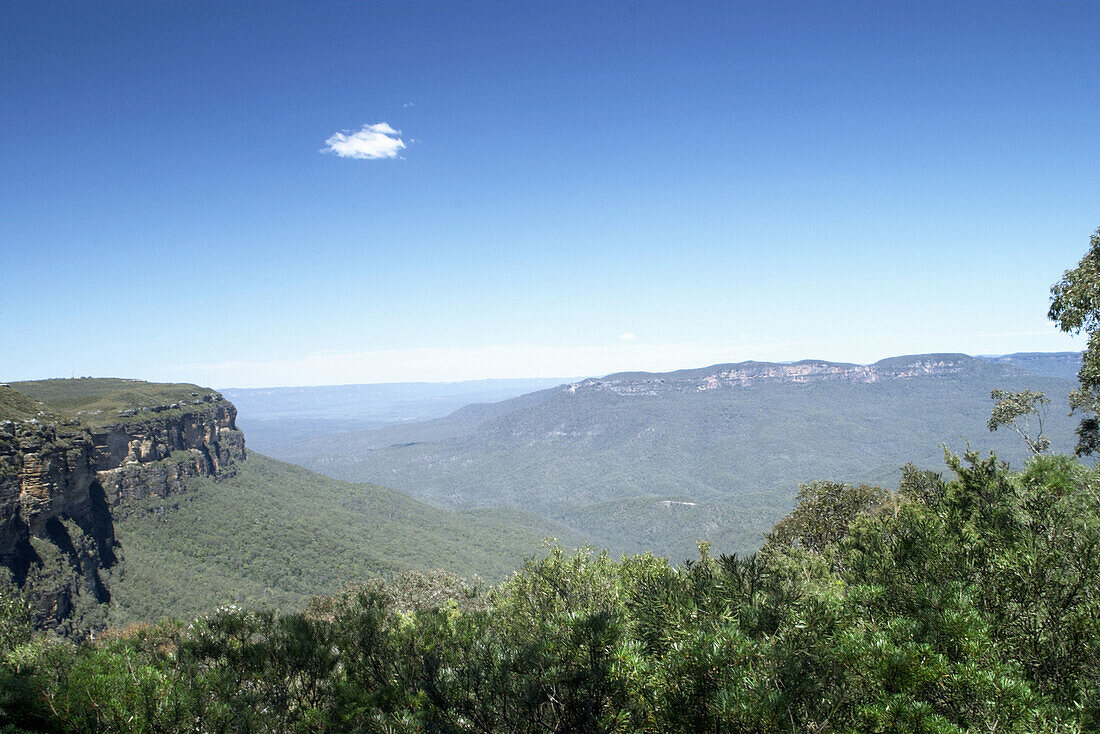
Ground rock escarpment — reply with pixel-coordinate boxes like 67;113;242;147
565;354;982;397
0;381;245;632
92;396;245;504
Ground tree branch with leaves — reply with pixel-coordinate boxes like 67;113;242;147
988;388;1050;455
1048;227;1100;454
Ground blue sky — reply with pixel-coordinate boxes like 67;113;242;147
2;1;1099;387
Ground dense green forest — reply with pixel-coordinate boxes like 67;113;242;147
3;449;1099;732
3;230;1100;731
104;454;579;624
277;354;1082;559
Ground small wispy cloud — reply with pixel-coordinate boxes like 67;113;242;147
620;332;638;341
402;102;415;108
323;123;406;160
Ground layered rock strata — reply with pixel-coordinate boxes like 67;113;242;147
0;393;244;630
566;355;977;397
92;398;245;504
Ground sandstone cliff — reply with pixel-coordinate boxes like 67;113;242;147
92;395;245;504
565;354;986;397
0;381;245;632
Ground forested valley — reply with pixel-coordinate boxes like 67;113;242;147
3;231;1100;733
3;450;1099;732
6;1;1100;729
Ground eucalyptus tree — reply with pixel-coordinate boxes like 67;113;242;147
1049;226;1100;454
988;388;1050;454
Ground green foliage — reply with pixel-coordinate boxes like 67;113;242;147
104;454;579;625
0;386;49;422
278;357;1081;560
4;450;1099;731
766;479;890;553
0;584;32;656
989;388;1051;454
1049;226;1100;454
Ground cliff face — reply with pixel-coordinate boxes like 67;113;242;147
0;420;115;627
0;385;245;632
92;397;245;504
565;355;981;397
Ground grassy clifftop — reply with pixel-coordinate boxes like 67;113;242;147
7;378;221;427
0;385;46;422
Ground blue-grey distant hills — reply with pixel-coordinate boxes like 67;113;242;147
981;351;1082;380
222;377;579;456
262;352;1083;562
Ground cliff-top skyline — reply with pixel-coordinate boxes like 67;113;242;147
3;1;1099;386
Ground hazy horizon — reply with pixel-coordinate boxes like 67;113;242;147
5;348;1081;391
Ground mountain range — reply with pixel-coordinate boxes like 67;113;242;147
1;352;1084;630
266;352;1084;560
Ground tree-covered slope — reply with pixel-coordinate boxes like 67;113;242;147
984;351;1082;380
5;450;1099;732
0;386;42;422
104;453;577;625
275;354;1081;559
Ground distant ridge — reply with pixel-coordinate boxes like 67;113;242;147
983;351;1081;380
274;352;1083;562
223;377;580;456
569;354;995;396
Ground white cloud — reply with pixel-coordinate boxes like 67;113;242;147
323;123;406;160
619;332;637;340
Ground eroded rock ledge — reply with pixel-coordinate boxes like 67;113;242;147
92;397;245;504
0;386;245;632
